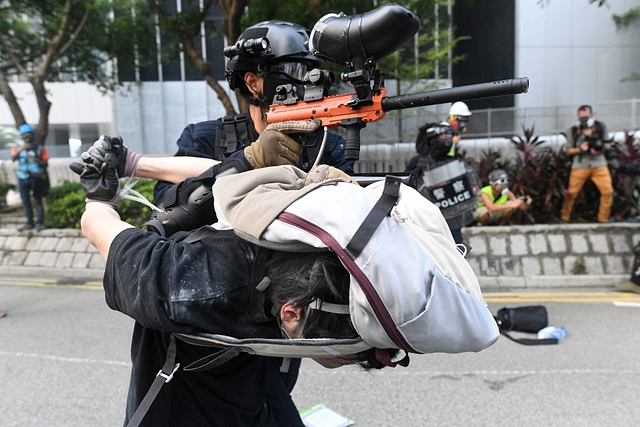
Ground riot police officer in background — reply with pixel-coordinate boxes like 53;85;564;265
406;122;479;245
415;101;471;159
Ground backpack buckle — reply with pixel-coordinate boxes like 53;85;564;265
156;363;180;383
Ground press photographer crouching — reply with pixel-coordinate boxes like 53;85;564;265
474;169;532;226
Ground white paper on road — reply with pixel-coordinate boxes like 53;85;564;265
300;403;354;427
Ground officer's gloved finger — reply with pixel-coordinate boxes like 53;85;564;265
110;135;123;149
86;145;107;160
95;135;113;151
104;151;119;169
265;120;320;134
279;139;303;164
81;151;94;164
69;162;85;176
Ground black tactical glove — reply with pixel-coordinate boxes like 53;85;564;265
110;135;141;177
80;135;140;177
69;151;120;204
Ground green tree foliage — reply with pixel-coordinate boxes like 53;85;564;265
0;0;156;143
245;0;465;89
147;0;238;115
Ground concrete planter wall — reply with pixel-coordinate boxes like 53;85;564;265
462;223;638;288
1;223;637;289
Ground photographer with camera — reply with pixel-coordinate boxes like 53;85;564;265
10;124;49;231
560;105;613;223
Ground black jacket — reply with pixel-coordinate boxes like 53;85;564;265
104;228;280;426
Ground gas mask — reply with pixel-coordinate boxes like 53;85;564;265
455;116;469;134
578;116;594;129
429;134;454;159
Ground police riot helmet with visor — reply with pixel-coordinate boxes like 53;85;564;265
425;123;454;158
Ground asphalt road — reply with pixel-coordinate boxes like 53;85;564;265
1;276;640;427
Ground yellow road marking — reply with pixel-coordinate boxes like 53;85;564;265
0;277;102;291
484;291;640;303
2;278;640;303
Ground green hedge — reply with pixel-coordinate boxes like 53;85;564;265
44;179;157;229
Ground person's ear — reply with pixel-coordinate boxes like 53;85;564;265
280;301;303;323
244;72;263;98
280;301;304;337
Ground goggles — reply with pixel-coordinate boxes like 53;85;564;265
491;177;509;185
270;62;310;82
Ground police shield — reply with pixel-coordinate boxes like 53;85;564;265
417;160;479;219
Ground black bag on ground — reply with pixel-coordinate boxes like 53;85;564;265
495;305;558;345
496;306;548;333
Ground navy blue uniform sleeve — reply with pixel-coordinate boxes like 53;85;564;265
323;133;355;174
103;228;277;338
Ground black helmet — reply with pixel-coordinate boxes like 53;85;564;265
425;122;454;158
225;21;323;103
488;169;510;185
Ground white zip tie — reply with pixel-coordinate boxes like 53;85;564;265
118;174;163;212
311;126;329;169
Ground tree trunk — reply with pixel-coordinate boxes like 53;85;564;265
182;36;237;115
32;80;52;145
0;70;27;129
218;0;250;111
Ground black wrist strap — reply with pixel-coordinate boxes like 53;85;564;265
497;327;558;346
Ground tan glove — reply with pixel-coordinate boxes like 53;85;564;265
244;120;319;169
304;164;359;186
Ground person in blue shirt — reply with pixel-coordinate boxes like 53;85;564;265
11;124;48;231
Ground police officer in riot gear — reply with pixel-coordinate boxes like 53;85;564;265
149;21;353;236
407;122;479;245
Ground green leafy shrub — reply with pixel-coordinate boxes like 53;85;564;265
44;179;158;229
45;181;86;228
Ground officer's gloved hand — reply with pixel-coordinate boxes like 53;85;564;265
304;164;359;186
80;135;140;177
244;120;319;168
69;151;120;205
110;135;141;177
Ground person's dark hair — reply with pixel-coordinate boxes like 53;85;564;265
265;250;397;370
578;105;592;114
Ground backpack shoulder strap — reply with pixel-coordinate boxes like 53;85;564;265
126;335;180;427
345;175;402;259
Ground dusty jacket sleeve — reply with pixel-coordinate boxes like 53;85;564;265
102;228;275;337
